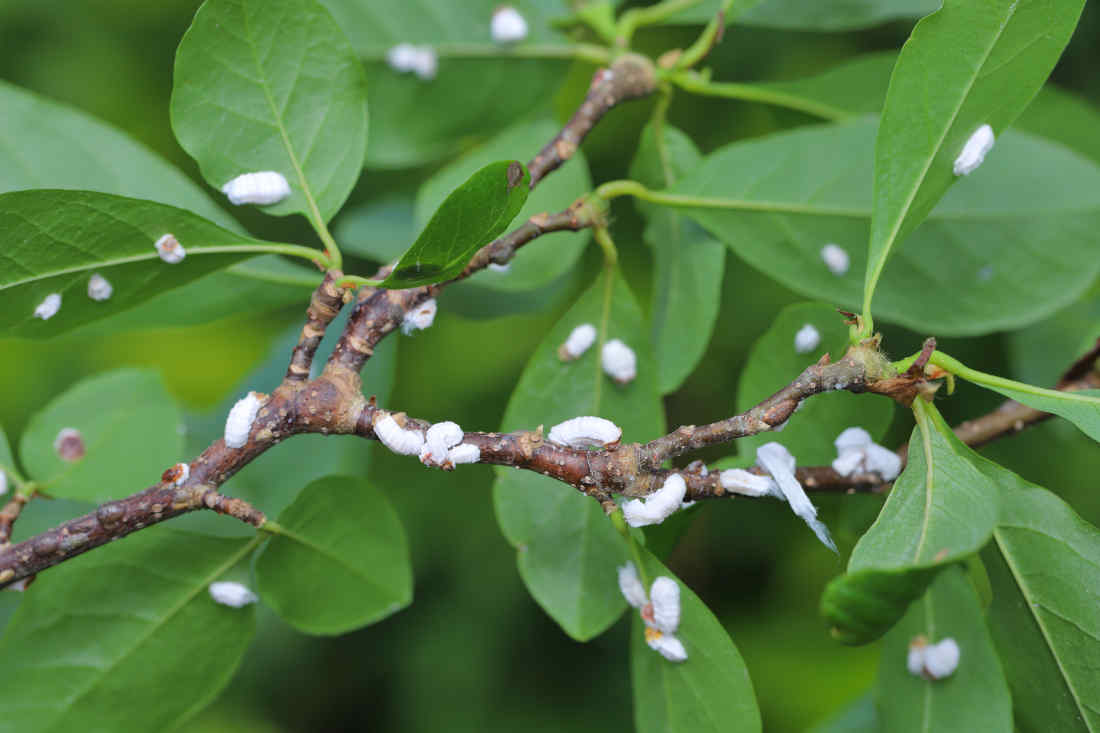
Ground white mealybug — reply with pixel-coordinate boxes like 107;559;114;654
490;6;528;44
155;234;186;264
756;442;837;552
419;421;464;467
162;462;190;487
374;414;426;456
908;636;960;680
953;124;994;176
402;298;437;335
208;581;258;608
621;474;687;527
820;243;849;276
87;273;113;301
386;43;438;80
222;171;291;206
33;293;62;320
54;427;86;462
618;563;688;663
719;468;777;498
793;323;821;354
487;263;511;273
831;427;902;481
558;323;597;361
547;416;621;449
601;338;637;384
0;469;7;496
445;443;481;466
224;391;265;449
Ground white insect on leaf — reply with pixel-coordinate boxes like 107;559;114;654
221;171;291;206
0;470;7;496
490;5;528;44
419;421;464;467
756;442;837;552
154;234;186;264
820;243;849;276
87;273;113;301
374;414;426;456
908;636;960;680
953;124;994;176
547;415;621;449
618;563;648;609
53;427;85;462
208;581;258;608
622;474;687;527
794;323;821;354
487;262;511;273
831;427;902;481
224;391;266;449
558;323;597;361
402;298;437;335
618;563;688;663
386;43;438;80
33;293;61;320
601;338;637;384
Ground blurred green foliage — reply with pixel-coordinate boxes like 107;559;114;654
0;1;1097;731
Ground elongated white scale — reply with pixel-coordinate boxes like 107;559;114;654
908;637;960;680
756;442;837;552
208;581;258;608
794;323;821;354
490;6;528;44
618;563;647;609
155;234;186;264
374;414;425;456
419;421;464;466
386;43;438;80
402;298;437;335
820;243;849;276
487;263;511;273
87;273;113;301
953;124;994;176
718;468;777;498
0;470;7;496
221;171;291;206
617;563;688;663
558;323;596;361
34;293;61;320
445;443;480;466
649;577;681;633
547;416;621;449
601;339;637;384
224;391;265;449
622;474;687;527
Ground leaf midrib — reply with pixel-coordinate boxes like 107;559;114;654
270;523;395;596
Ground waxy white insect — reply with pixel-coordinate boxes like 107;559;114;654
831;427;902;481
87;273;113;301
386;43;438;80
601;338;637;384
54;427;85;462
756;442;836;552
208;581;258;608
221;171;291;206
33;293;62;320
419;421;464;467
622;474;687;527
0;470;7;496
547;416;621;449
618;563;688;663
953;124;994;176
558;323;597;361
155;234;186;264
820;243;849;276
794;323;821;354
402;298;437;335
490;6;528;44
445;443;481;466
5;578;31;592
162;462;190;487
719;468;777;498
224;391;265;449
487;262;511;273
908;636;960;680
374;414;426;456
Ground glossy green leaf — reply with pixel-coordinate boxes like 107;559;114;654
629;123;724;394
335;193;417;263
981;467;1100;732
954;373;1100;443
630;549;761;733
0;190;293;338
807;692;877;733
1017;86;1100;166
865;0;1085;317
1006;284;1100;386
673;119;1100;335
0;528;257;732
0;423;14;479
822;400;999;643
171;0;368;224
875;566;1012;732
381;161;530;288
668;0;937;30
19;369;183;503
493;269;664;640
736;302;893;464
415;118;591;293
320;0;574;167
256;475;412;635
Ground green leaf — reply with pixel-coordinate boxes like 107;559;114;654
0;190;292;338
1006;284;1100;386
821;400;999;643
493;269;664;640
171;0;369;224
630;549;761;733
736;302;893;464
335;193;417;263
381;161;530;288
1017;85;1100;166
0;528;257;732
875;566;1012;732
629;123;725;394
807;692;877;733
0;422;15;480
255;475;412;635
320;0;574;167
415;118;591;293
668;0;937;30
864;0;1085;320
981;467;1100;732
19;369;183;503
673;118;1100;335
